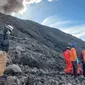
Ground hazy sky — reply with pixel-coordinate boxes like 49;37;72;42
16;0;85;41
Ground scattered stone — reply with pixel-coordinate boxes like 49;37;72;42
5;64;22;75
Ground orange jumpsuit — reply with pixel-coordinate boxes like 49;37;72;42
70;47;81;77
63;49;72;74
81;50;85;76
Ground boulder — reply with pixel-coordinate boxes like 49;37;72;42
5;64;22;75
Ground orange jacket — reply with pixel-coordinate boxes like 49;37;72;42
70;47;77;61
63;49;71;62
82;50;85;62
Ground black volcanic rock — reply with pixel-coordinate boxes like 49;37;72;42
0;13;84;85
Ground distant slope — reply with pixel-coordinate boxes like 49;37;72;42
0;13;84;52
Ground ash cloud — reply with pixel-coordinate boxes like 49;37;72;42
0;0;55;15
0;0;41;14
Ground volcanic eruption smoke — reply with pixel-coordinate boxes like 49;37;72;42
0;0;41;14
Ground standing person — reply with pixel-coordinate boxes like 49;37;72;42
70;44;78;77
81;50;85;77
0;25;13;77
63;47;73;74
1;25;13;53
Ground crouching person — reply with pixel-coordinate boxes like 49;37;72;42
77;63;83;75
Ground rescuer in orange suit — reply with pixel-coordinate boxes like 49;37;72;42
81;50;85;77
63;47;73;74
70;44;78;77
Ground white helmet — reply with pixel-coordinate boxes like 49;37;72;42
6;25;13;32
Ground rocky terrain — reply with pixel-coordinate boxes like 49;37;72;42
0;13;85;85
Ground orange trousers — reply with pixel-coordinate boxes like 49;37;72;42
64;62;83;75
64;61;73;74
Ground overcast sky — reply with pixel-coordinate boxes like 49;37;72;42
16;0;85;41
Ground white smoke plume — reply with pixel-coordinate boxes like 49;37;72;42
0;0;41;15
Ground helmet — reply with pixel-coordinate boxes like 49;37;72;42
6;25;13;32
71;43;76;48
66;47;70;49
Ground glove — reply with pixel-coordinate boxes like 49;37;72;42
76;57;79;64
